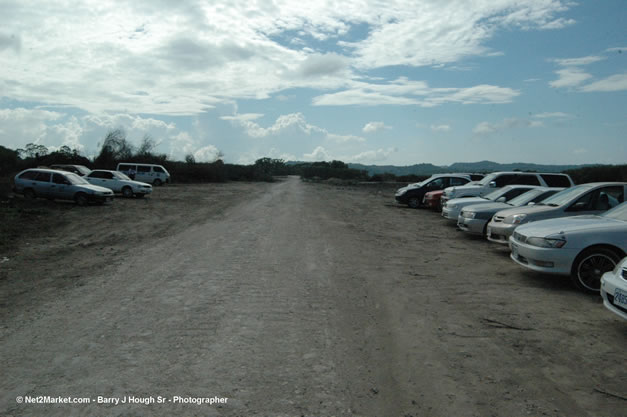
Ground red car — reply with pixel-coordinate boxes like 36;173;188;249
423;190;444;211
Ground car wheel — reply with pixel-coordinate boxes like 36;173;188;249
571;247;621;293
122;186;133;198
74;193;88;206
24;188;36;200
153;179;162;186
408;197;420;209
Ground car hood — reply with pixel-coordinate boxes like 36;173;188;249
493;204;559;218
515;215;626;237
80;184;113;193
122;179;151;187
463;202;511;214
447;197;490;206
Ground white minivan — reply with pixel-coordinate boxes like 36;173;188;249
116;163;170;186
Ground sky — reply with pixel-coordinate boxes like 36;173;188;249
0;0;626;166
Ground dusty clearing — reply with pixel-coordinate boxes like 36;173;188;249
1;177;625;417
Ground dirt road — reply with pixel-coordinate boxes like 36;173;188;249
1;176;625;416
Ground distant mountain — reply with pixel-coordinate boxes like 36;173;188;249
345;161;595;176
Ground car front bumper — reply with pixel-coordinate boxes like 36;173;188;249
457;216;488;235
601;271;627;320
509;237;577;276
442;206;460;221
486;221;517;245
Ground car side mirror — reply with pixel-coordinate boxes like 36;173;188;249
570;201;587;211
63;180;71;185
489;181;496;188
527;202;536;206
496;196;506;202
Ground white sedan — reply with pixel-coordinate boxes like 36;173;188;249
509;202;627;292
601;257;627;320
86;170;153;197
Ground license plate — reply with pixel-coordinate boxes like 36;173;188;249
511;243;518;258
614;288;627;309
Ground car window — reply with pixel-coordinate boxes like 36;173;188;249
88;171;103;178
540;174;572;187
567;186;622;211
502;187;532;200
427;178;444;189
102;171;114;179
494;174;517;187
119;164;134;171
450;177;468;186
19;171;39;180
52;173;68;184
513;174;541;186
540;185;593;206
137;165;151;173
603;202;627;221
34;172;51;182
532;190;560;203
153;166;165;173
507;189;543;206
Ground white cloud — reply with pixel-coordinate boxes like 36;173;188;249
472;118;543;135
313;80;519;107
193;145;221;163
303;146;331;161
549;68;592;88
532;112;573;119
222;112;322;138
362;121;389;133
430;124;451;132
326;133;366;143
579;73;627;92
349;147;396;163
552;56;605;66
0;0;575;115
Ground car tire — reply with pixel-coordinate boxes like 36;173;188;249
122;186;133;198
408;197;420;209
571;247;621;293
23;188;36;200
153;179;162;186
74;192;88;206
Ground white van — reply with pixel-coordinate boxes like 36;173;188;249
116;163;170;186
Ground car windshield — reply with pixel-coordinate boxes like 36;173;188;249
602;202;627;221
476;173;498;186
483;187;509;200
506;189;544;206
75;165;91;175
65;172;89;185
113;171;131;180
537;185;593;206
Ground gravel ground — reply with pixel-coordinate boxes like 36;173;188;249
1;176;625;417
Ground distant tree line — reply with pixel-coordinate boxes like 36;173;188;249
1;129;626;186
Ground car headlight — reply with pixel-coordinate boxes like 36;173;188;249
462;211;475;219
526;236;566;248
504;214;527;224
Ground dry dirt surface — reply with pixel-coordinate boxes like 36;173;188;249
1;176;625;417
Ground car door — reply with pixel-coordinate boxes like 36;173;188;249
565;186;625;215
51;173;74;200
32;171;52;197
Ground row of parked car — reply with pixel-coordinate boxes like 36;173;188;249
395;171;627;321
12;163;171;205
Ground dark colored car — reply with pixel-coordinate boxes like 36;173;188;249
395;174;475;208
